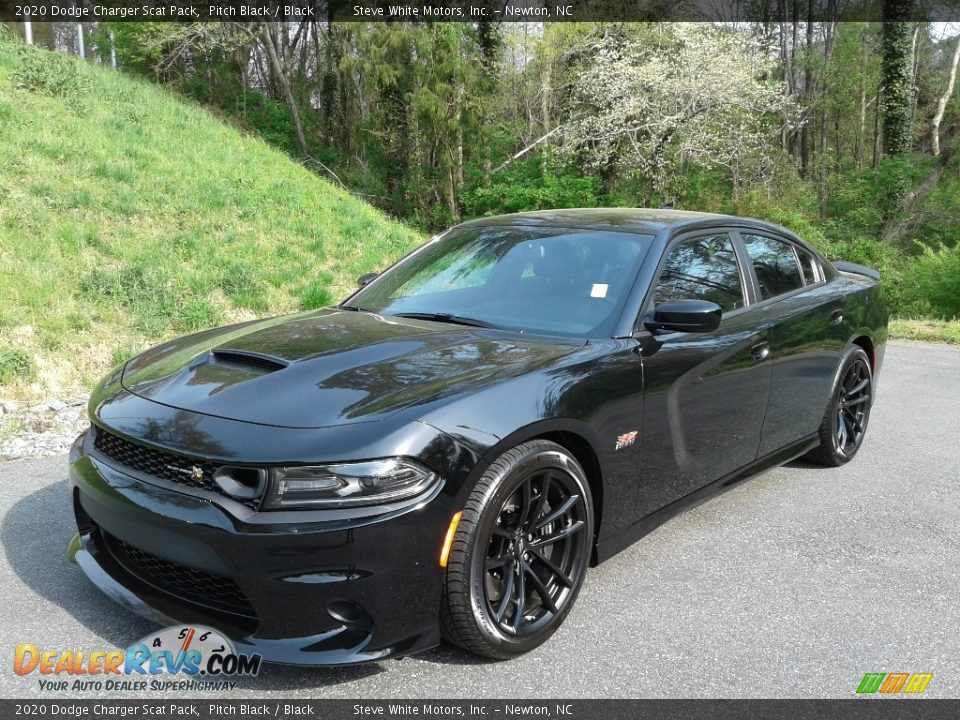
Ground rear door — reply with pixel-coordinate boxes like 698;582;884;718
636;230;773;518
736;231;847;455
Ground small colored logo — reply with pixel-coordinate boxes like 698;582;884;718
615;431;638;451
166;464;205;482
856;672;933;695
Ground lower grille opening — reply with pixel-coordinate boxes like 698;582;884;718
103;532;256;619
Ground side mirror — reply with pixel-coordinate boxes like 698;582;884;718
645;300;722;333
357;272;378;288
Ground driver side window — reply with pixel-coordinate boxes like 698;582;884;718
653;233;745;314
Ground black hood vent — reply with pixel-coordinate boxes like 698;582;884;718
211;349;288;374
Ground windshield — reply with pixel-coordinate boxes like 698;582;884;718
344;225;653;338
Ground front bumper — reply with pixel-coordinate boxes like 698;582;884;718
67;424;470;666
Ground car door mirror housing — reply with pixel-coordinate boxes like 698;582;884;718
645;300;722;333
357;272;379;288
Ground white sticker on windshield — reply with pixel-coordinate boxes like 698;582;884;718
590;283;609;298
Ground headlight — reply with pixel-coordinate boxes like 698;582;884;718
261;458;437;510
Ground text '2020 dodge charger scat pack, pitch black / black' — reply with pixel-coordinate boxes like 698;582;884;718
68;209;887;664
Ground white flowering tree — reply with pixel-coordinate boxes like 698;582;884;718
558;24;793;197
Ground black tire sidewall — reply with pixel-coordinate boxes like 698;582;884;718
464;443;593;656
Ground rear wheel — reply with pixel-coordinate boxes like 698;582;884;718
440;440;594;659
806;346;873;466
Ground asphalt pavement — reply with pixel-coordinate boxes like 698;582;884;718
1;341;957;699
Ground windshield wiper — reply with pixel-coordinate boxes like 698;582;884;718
391;312;503;330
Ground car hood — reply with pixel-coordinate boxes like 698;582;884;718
119;309;580;429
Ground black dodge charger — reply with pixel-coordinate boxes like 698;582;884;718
69;209;888;664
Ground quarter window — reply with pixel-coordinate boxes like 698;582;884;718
653;233;744;314
796;247;821;285
742;234;804;300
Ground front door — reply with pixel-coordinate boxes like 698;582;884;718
636;231;773;518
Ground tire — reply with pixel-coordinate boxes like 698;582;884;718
440;440;594;659
805;346;873;466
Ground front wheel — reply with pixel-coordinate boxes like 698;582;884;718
440;440;594;659
805;346;873;466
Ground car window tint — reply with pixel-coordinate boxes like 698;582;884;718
796;247;820;285
742;234;804;299
653;233;744;313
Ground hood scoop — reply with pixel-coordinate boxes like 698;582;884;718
210;349;289;374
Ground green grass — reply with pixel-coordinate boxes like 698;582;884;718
889;318;960;345
0;35;421;401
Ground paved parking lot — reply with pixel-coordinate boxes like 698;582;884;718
1;341;957;699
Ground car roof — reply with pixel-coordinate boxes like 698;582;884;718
456;208;804;243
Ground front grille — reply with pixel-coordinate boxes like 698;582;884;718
105;532;256;618
92;428;260;509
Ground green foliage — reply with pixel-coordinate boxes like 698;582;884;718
0;348;35;385
899;244;960;319
177;298;224;332
110;346;139;368
890;318;960;344
460;161;604;217
827;157;933;230
11;46;91;99
92;23;189;77
220;261;270;313
182;79;308;159
0;35;421;400
2;20;959;404
299;281;334;310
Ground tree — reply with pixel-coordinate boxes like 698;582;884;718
558;24;791;198
881;4;916;156
256;22;310;158
931;34;960;156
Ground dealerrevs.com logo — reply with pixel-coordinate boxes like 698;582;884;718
14;625;261;692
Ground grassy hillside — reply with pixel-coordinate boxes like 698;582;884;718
0;36;421;401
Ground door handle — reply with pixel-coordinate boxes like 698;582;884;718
751;342;770;362
830;309;844;325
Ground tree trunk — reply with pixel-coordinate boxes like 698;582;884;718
260;24;309;158
321;13;337;145
23;20;33;45
931;36;960;157
76;22;85;60
780;21;791;152
541;59;551;169
857;29;868;168
873;86;882;168
800;7;813;177
492;126;564;173
909;23;921;134
880;4;915;156
790;8;800;160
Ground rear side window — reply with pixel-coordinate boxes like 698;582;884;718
796;247;821;284
653;233;744;313
742;234;804;300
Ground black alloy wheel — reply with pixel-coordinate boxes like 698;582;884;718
807;346;873;466
833;356;871;457
440;440;594;659
483;465;588;637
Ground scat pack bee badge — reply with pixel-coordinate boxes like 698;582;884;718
14;625;261;692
